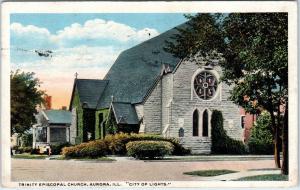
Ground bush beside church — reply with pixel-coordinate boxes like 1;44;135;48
61;110;275;159
62;133;190;159
211;110;246;154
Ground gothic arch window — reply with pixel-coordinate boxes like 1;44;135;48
194;71;218;100
202;109;209;137
193;110;199;136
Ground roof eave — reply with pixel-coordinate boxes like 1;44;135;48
69;79;78;111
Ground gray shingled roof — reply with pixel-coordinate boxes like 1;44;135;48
76;79;108;109
44;110;72;124
96;24;185;109
111;102;139;125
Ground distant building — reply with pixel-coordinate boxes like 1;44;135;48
239;108;257;143
32;109;72;148
10;133;21;147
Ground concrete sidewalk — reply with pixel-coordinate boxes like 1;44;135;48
108;155;277;162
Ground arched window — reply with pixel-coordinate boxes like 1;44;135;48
193;110;199;136
202;110;208;137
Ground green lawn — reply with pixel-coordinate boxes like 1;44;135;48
184;169;237;177
12;154;48;159
235;174;288;181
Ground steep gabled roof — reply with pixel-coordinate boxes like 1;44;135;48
44;110;72;124
70;79;108;109
96;24;186;109
111;102;139;125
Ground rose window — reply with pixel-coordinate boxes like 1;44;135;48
194;71;218;100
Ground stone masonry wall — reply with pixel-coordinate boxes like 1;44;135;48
70;107;77;144
143;80;162;134
169;58;243;153
161;73;173;136
135;104;144;121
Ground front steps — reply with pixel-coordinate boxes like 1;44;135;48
179;137;211;154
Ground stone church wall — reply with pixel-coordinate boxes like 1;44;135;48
70;107;77;144
161;73;173;136
143;80;162;134
169;58;243;153
142;56;243;153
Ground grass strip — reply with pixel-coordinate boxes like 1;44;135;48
184;169;237;177
234;174;288;181
12;154;48;159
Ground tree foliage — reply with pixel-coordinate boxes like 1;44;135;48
248;111;274;154
249;111;273;144
19;130;33;147
211;110;246;154
11;70;45;135
105;110;118;135
164;13;225;64
220;13;288;115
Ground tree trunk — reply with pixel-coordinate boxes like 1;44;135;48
270;112;281;168
274;126;281;168
281;103;288;175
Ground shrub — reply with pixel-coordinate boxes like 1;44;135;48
224;137;247;154
20;146;32;153
126;140;174;159
247;111;274;154
211;110;246;154
104;133;190;155
19;131;33;147
62;133;189;158
13;146;32;154
248;141;273;154
104;133;131;155
12;145;19;152
30;148;40;155
62;140;108;158
50;142;71;155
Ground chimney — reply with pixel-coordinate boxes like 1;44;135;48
62;106;67;110
44;95;52;110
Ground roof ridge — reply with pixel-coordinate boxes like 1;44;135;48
118;22;187;54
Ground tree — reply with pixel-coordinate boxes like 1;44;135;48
248;111;274;154
165;13;288;174
221;13;288;173
11;70;45;135
19;130;33;147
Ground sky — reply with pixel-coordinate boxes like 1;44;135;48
10;13;188;109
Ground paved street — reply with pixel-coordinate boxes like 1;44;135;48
11;156;278;181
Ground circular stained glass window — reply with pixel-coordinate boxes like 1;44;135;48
194;71;218;100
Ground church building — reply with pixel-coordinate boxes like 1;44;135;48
69;22;247;154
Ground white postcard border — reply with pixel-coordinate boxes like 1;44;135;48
1;1;298;188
